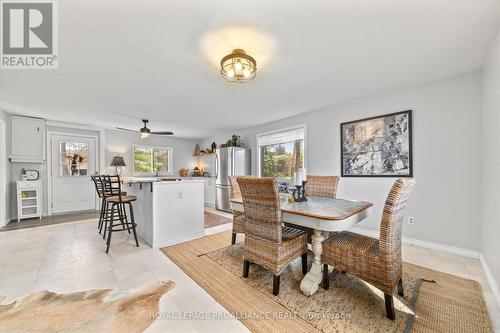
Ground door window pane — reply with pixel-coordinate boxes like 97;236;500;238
59;142;88;176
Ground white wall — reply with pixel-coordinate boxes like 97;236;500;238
482;29;500;302
204;70;483;251
105;129;198;177
0;110;7;227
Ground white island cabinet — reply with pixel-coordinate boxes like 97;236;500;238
124;179;205;248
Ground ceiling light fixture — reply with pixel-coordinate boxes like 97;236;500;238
220;49;257;83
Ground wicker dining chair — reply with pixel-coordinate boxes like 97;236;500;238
305;175;340;198
322;179;416;320
229;176;245;245
286;175;341;242
237;177;308;296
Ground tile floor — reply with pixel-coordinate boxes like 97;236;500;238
0;215;498;332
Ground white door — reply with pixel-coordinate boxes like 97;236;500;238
51;135;96;214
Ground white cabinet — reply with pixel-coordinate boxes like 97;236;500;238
9;115;45;163
126;180;205;248
204;178;216;207
17;181;42;221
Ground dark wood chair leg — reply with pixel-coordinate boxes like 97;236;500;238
231;233;236;245
128;203;139;247
384;293;395;320
397;277;404;297
273;275;280;296
106;204;115;254
301;253;308;275
243;260;250;278
323;264;329;290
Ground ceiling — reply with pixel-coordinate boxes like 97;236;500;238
1;0;499;139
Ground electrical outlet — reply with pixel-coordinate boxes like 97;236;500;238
408;217;415;225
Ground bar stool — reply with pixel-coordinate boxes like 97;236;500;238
102;175;139;253
90;175;107;233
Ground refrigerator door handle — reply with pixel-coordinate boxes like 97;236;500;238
215;153;219;179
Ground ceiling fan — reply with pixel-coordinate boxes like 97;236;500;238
116;119;173;139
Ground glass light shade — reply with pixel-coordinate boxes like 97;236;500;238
220;49;257;83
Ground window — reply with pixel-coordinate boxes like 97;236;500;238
133;145;173;175
257;126;305;180
59;141;88;176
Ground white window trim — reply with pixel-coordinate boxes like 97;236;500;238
256;123;307;177
133;145;173;176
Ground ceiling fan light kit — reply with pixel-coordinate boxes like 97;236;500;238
220;49;257;83
116;119;174;138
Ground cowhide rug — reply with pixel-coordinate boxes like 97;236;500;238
0;280;175;333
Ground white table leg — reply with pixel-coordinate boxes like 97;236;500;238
300;229;325;296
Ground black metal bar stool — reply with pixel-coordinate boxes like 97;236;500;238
90;175;107;233
102;175;139;253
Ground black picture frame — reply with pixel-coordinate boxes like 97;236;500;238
340;110;413;177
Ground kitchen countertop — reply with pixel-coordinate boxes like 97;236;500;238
122;176;215;184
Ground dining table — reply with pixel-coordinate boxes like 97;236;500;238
230;196;373;296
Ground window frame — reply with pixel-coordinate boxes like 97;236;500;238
132;145;173;176
256;124;307;179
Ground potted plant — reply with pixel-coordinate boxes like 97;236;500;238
226;134;242;147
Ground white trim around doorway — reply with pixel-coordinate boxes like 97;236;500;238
46;131;100;216
0;118;6;228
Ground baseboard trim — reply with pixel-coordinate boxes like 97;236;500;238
349;227;481;259
480;254;500;308
205;222;233;236
140;230;206;249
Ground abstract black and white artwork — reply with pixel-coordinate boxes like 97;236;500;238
341;110;413;177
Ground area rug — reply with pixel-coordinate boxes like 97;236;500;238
204;211;232;228
0;281;175;333
161;231;492;333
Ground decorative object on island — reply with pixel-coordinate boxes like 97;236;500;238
111;156;126;175
341;110;413;177
220;49;257;83
179;168;189;177
116;119;174;139
211;142;217;151
226;134;242;147
194;144;201;156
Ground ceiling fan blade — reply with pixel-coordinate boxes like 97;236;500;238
150;131;174;135
116;127;138;132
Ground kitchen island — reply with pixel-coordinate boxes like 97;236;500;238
123;178;205;248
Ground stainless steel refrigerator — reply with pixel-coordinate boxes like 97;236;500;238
215;147;251;212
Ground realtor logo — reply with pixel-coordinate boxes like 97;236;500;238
1;0;58;69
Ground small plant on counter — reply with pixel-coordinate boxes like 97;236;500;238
226;134;242;147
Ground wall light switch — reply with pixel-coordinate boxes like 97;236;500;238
408;216;415;225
